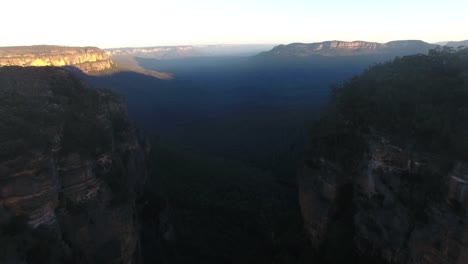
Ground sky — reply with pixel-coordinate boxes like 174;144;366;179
0;0;467;48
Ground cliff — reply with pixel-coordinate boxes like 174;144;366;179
106;46;199;60
299;140;468;264
260;40;436;57
0;66;149;263
300;47;468;263
0;46;115;74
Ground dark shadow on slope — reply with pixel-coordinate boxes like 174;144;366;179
63;51;413;263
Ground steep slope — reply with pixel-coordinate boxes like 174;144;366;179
259;40;436;58
300;47;468;264
0;66;149;263
110;55;173;80
0;46;115;74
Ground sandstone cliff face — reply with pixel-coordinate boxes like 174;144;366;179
0;46;115;74
0;67;149;263
299;137;468;264
265;40;436;57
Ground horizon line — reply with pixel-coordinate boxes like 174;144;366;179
0;38;466;50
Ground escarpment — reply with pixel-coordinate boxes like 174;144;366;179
106;46;198;59
262;40;436;57
0;66;149;263
300;139;468;264
300;47;468;264
0;46;115;74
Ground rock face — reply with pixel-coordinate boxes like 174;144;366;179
299;48;468;263
0;66;149;263
299;139;468;264
0;46;115;74
262;40;436;57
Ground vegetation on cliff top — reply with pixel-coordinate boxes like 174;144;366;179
0;66;140;263
0;67;128;163
308;46;468;166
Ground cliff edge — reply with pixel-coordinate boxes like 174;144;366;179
0;46;115;75
0;66;149;263
300;47;468;264
260;40;436;58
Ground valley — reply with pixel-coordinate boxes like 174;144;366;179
79;40;450;263
1;39;467;263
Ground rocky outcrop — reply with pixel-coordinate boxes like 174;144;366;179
299;137;468;264
299;48;468;263
0;46;115;74
0;66;149;263
261;40;436;57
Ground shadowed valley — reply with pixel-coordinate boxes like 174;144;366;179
1;40;468;264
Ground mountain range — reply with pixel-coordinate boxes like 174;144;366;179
1;40;466;76
258;40;438;58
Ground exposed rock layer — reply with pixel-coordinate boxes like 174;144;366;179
263;40;436;57
0;66;148;263
0;46;114;74
299;138;468;264
299;48;468;263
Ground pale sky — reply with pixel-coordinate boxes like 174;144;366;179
0;0;467;48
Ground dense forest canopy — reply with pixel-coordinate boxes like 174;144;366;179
309;47;468;165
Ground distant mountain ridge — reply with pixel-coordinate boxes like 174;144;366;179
446;40;468;48
0;45;115;74
259;40;437;57
105;44;275;59
106;46;198;60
